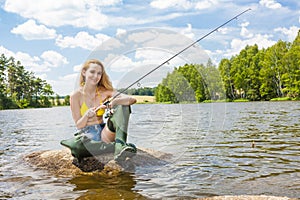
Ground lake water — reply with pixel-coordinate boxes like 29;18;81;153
0;102;300;199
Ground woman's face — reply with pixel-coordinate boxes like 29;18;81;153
83;63;103;86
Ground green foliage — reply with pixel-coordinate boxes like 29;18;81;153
120;87;155;96
56;94;61;106
218;30;300;101
156;30;300;103
0;54;55;109
155;60;224;103
64;95;70;106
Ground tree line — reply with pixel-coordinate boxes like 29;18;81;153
0;54;69;109
155;30;300;103
120;87;155;96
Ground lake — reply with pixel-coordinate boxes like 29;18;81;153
0;102;299;199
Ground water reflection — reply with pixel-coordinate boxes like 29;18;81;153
69;173;147;199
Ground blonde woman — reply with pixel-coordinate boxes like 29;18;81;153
67;59;137;162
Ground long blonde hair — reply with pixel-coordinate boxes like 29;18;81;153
79;59;113;91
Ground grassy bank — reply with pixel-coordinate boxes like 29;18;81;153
132;95;156;104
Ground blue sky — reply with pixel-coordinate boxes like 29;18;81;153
0;0;299;95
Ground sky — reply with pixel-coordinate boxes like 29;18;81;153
0;0;299;96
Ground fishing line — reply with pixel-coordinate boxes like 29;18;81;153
104;8;251;106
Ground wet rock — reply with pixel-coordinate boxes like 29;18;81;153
24;147;171;177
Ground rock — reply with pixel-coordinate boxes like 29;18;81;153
24;147;171;177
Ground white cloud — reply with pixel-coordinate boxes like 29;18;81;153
116;28;127;37
195;0;218;10
0;46;42;71
274;26;300;42
11;19;57;40
150;0;190;10
240;21;253;38
0;46;68;73
104;54;139;72
4;0;111;30
84;0;122;7
4;0;192;31
55;31;110;50
0;46;15;58
41;50;69;68
48;73;78;95
73;64;82;72
180;23;195;39
218;27;229;34
259;0;282;9
226;34;276;57
150;0;217;10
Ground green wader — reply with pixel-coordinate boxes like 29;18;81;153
60;105;136;162
108;105;137;162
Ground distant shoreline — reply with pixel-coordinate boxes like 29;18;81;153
132;95;156;104
131;95;299;104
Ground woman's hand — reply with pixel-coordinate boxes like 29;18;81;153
85;108;96;118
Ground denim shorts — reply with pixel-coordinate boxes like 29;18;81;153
80;123;105;141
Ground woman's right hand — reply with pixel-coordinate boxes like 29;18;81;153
85;108;96;118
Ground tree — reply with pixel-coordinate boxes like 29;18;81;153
282;30;300;98
0;54;54;109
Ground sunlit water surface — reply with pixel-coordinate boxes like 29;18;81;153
0;102;300;199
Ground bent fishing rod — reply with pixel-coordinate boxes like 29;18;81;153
103;8;251;107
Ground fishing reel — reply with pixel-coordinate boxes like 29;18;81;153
103;100;114;119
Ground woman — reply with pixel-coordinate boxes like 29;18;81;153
69;59;137;162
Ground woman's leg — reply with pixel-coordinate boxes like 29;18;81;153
101;125;116;143
102;105;136;162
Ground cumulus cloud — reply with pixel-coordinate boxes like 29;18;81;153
150;0;190;10
240;21;253;38
48;73;78;95
0;46;42;71
3;0;114;30
259;0;282;9
11;19;57;40
274;26;300;42
0;46;68;72
73;64;82;72
116;28;127;37
226;34;276;57
195;0;218;10
41;50;69;68
150;0;217;10
55;31;111;50
180;23;195;39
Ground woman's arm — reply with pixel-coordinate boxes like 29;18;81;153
109;92;137;108
70;92;94;129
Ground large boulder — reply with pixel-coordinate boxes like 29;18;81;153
24;147;170;177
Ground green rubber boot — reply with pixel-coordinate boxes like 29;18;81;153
109;105;137;162
60;131;115;162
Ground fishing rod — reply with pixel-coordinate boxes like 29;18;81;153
104;8;251;107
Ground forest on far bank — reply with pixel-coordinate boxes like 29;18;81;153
154;30;300;103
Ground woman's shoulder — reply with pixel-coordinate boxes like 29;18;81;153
70;89;83;99
99;87;114;97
